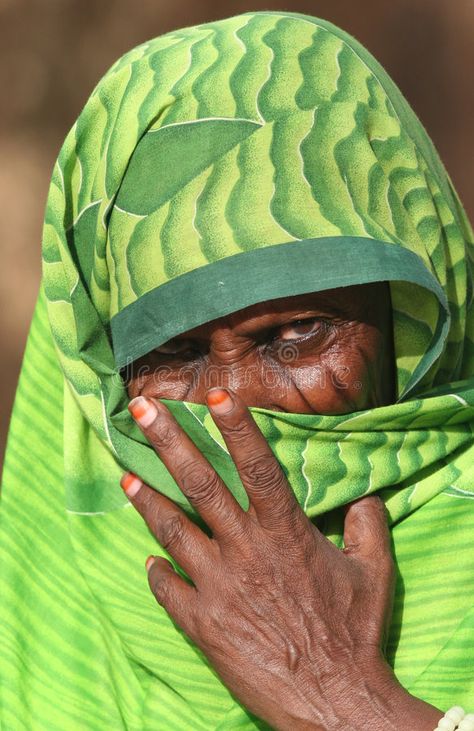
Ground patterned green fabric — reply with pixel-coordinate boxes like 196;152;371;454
1;11;474;730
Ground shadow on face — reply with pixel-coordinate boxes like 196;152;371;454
123;282;395;415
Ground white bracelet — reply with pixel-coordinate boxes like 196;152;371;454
433;707;474;731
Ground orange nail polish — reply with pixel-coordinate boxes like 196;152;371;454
128;396;158;427
145;555;156;572
206;388;234;415
120;471;143;497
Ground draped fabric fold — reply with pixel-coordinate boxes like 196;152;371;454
1;12;474;729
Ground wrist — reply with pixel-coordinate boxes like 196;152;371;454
323;656;444;731
347;661;443;731
272;654;444;731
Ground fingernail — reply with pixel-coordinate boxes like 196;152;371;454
120;471;143;497
145;555;156;572
128;396;158;427
206;388;234;415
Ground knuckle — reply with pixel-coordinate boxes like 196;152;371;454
182;464;223;505
221;419;253;446
135;488;161;530
153;576;172;604
153;421;181;451
240;453;284;490
158;513;186;551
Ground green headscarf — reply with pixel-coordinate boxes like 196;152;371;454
1;11;473;729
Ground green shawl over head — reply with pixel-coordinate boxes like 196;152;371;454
1;11;474;730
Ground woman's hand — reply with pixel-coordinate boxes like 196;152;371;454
121;388;443;731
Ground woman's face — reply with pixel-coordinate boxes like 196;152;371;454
124;282;395;415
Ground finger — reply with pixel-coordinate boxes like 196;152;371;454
206;388;304;531
127;396;246;539
120;471;216;580
343;496;395;650
342;495;392;562
146;555;198;638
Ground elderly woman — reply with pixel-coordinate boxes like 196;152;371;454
1;10;473;731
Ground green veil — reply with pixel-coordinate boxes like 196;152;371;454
1;11;473;729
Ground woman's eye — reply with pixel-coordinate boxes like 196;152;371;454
154;339;198;356
277;318;327;341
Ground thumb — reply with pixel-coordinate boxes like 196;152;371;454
342;495;391;561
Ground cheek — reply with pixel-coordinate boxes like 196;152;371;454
124;359;197;400
288;328;385;413
287;361;365;413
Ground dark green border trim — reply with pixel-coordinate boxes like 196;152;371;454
111;236;449;396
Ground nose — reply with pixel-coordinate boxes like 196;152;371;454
185;325;292;410
194;358;287;411
202;354;257;394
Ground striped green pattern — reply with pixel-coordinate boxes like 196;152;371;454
1;11;474;729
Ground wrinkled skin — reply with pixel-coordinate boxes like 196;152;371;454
121;283;443;730
124;283;394;413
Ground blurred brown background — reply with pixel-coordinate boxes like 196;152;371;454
1;0;473;466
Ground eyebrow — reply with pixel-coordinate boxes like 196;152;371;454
233;309;329;337
168;307;339;344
